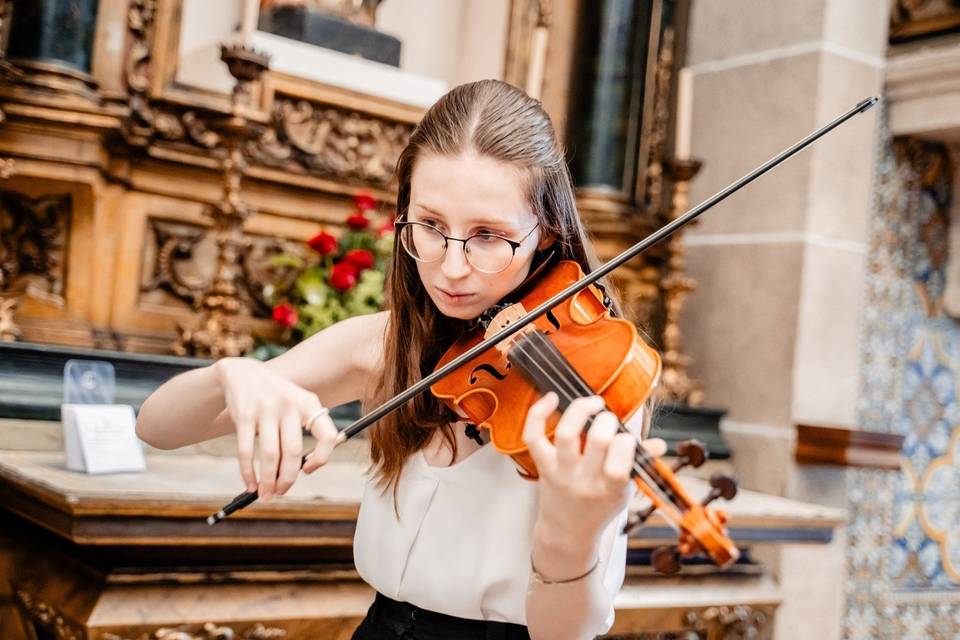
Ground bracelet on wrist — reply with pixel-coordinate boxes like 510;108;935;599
530;554;600;585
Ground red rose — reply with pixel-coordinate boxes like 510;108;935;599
346;213;370;230
353;193;377;212
271;303;298;328
307;230;338;255
344;248;374;270
329;261;359;291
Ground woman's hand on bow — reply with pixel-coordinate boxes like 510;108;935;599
214;357;340;500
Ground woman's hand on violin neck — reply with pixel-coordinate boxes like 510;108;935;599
524;393;667;547
214;357;339;501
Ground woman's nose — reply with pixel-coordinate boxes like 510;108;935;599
440;240;472;279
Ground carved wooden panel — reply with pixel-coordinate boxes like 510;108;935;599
0;191;71;301
140;218;302;319
246;97;412;187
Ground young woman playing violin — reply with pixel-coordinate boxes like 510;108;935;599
136;79;668;640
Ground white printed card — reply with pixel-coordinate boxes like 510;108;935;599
62;404;146;474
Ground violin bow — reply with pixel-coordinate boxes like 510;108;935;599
207;95;878;524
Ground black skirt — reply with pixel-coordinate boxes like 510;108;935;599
351;592;531;640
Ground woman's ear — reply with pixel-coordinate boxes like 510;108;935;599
537;229;557;251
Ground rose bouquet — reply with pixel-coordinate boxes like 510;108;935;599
254;193;393;357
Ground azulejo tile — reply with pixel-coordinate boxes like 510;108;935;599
848;121;960;638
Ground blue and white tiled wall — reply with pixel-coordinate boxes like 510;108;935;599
845;120;960;638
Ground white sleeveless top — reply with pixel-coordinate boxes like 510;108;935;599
352;440;631;632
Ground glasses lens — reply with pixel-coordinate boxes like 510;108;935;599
464;235;515;273
400;223;446;261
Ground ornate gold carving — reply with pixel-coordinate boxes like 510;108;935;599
123;3;404;184
890;0;960;42
247;98;411;186
0;191;71;341
0;191;71;300
103;621;287;640
126;0;182;143
656;159;703;406
643;25;674;219
682;605;773;639
15;589;85;640
142;220;208;306
142;219;298;317
124;0;219;148
0;4;18;340
222;44;271;110
174;45;276;359
173;147;255;358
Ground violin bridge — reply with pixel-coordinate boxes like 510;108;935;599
486;303;532;353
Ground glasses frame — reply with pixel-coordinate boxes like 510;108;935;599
394;220;539;274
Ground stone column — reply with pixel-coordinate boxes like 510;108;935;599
679;1;889;638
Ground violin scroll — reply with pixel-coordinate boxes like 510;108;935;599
623;440;740;575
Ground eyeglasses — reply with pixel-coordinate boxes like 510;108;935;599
395;220;539;274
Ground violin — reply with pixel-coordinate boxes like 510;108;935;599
207;96;879;574
431;259;739;572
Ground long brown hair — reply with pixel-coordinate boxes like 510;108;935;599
367;79;624;491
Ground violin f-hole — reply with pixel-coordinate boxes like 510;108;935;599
544;309;560;333
468;363;510;384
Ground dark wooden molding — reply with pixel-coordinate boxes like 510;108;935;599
795;424;904;471
889;0;960;44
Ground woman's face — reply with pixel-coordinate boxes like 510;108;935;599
407;151;551;320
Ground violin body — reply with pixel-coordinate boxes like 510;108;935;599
431;260;662;478
430;259;740;571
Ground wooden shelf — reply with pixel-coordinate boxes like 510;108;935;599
795;423;904;470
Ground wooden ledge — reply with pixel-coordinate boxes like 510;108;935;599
795;424;904;470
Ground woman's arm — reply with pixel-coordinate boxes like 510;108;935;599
523;394;665;640
136;310;387;495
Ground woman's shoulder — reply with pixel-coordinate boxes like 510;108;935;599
348;310;389;376
264;310;389;406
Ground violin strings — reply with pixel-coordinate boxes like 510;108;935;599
521;331;681;509
511;334;681;515
509;331;682;517
522;333;685;521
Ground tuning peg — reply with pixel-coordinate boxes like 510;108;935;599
622;504;656;535
672;439;707;472
702;472;738;506
651;545;682;575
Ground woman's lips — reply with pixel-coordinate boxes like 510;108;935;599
436;288;476;305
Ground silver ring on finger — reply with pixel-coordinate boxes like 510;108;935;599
303;407;330;432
